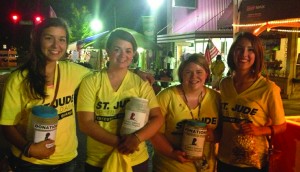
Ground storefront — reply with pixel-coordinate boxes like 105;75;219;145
157;31;233;80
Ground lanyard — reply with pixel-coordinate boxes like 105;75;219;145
181;86;203;120
49;64;60;107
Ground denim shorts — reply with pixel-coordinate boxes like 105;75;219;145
9;153;77;172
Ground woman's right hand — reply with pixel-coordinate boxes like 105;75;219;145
29;140;56;159
117;134;140;155
170;150;192;163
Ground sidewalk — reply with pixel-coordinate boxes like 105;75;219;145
283;98;300;116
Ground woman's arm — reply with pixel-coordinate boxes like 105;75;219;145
2;125;27;150
133;68;155;85
240;121;287;136
2;125;55;159
77;111;119;147
117;107;164;154
132;107;164;141
150;132;191;163
271;122;287;135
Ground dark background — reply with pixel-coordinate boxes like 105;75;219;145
0;0;167;52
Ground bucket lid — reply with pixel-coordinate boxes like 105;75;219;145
185;120;206;127
131;97;148;102
32;105;57;118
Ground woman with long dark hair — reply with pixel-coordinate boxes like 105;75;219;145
217;32;286;172
0;17;93;171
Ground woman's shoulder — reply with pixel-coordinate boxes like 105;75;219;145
83;70;102;80
128;70;148;84
157;85;178;97
59;60;91;70
205;87;221;98
206;86;220;94
258;76;280;90
220;76;232;82
6;69;26;82
219;76;232;86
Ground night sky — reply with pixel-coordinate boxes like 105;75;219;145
0;0;167;51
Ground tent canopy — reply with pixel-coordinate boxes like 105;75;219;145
68;31;109;51
84;27;161;50
82;31;109;43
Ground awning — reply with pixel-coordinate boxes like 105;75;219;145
68;31;109;50
157;30;233;44
217;2;233;29
82;31;109;43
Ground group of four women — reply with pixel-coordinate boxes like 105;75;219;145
0;17;286;172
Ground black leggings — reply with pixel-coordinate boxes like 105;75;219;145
85;159;149;172
217;159;268;172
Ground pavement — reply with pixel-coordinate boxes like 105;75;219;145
282;98;300;116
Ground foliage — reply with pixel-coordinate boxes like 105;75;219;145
68;3;94;43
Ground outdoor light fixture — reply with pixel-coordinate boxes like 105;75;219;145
34;15;43;24
10;13;20;23
233;18;300;35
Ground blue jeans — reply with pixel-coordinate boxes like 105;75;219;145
9;154;77;172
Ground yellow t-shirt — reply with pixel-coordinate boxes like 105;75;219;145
0;61;92;165
76;69;159;167
153;85;221;172
218;76;286;168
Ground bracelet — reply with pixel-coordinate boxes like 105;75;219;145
133;133;142;143
269;126;274;136
23;141;33;157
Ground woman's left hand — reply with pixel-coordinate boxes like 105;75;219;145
239;122;261;136
117;134;140;155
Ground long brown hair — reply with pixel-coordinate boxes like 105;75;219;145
19;17;70;100
227;32;265;78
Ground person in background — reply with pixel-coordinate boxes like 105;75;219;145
76;29;164;172
210;54;225;90
0;18;155;172
76;40;84;61
217;32;286;172
151;53;221;172
164;51;176;80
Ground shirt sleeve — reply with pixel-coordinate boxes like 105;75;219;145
267;83;286;125
0;72;23;125
76;73;99;112
156;88;172;133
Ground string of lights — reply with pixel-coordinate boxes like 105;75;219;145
232;18;300;34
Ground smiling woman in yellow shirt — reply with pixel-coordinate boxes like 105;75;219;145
76;29;164;172
151;54;221;172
